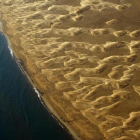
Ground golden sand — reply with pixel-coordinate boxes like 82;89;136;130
1;0;140;139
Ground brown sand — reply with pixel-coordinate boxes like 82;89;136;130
1;0;140;139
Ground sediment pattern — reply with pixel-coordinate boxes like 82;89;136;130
1;0;140;139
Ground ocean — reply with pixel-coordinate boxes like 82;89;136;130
0;32;73;140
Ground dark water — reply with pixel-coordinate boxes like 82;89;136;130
0;32;73;140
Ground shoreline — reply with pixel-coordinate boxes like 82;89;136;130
0;18;80;140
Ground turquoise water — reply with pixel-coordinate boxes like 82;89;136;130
0;32;73;140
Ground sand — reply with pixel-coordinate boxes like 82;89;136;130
1;0;140;139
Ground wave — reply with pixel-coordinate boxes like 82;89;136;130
34;87;41;99
7;44;13;57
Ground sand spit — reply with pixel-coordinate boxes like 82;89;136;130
1;0;140;139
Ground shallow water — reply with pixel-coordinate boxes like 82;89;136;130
0;32;73;140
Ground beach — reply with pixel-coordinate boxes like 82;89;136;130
1;0;140;139
0;12;78;140
0;31;73;140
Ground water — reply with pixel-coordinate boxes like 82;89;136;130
0;32;73;140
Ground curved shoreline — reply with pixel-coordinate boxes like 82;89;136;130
0;21;80;140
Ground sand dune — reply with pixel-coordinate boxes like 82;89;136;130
1;0;140;139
